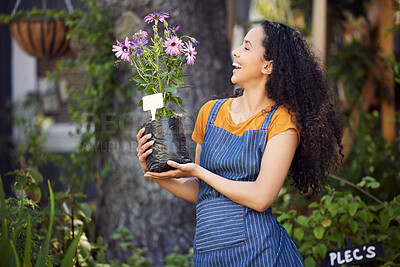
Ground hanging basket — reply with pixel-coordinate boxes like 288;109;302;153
9;18;70;58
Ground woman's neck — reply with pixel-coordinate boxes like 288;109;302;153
233;89;273;113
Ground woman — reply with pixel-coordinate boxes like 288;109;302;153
136;20;343;266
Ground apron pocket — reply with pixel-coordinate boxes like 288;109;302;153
195;197;245;253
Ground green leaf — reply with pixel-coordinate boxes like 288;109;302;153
328;203;339;217
35;181;55;267
172;77;184;85
294;227;304;241
28;184;42;202
78;202;92;222
60;226;83;267
338;198;349;208
23;215;32;267
132;76;146;84
357;180;366;187
304;256;315;267
388;205;400;219
367;181;380;189
321;219;332;228
349;219;358;233
316;243;327;258
381;214;390;231
313;226;325;239
340;214;349;224
138;100;143;107
349;203;358;216
137;85;146;91
164;86;177;94
171;96;182;105
15;175;27;191
295;215;309;228
30;169;43;183
144;84;156;95
277;213;292;222
322;195;333;205
10;240;21;267
308;202;319;208
282;222;293;235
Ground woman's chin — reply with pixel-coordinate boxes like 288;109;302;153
231;75;239;85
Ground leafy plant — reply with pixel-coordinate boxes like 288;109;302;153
276;183;400;266
112;11;199;119
0;6;82;25
0;177;83;266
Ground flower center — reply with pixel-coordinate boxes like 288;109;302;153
123;46;128;52
171;42;176;47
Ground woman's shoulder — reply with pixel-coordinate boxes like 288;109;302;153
273;104;297;122
198;98;232;115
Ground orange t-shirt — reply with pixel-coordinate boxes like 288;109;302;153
192;98;300;147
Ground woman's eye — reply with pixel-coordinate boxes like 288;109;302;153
244;47;249;51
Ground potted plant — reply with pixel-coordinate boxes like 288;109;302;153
0;1;81;58
112;11;198;172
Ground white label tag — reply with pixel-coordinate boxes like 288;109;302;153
143;93;163;121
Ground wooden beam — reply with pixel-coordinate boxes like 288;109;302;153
312;0;327;66
379;0;395;144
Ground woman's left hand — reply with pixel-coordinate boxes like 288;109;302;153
144;160;199;179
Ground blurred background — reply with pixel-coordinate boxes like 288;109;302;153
0;0;399;266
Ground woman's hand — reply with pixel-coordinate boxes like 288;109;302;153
136;128;154;173
144;160;199;179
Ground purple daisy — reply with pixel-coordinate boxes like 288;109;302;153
183;41;197;65
112;37;131;61
144;11;169;25
168;24;181;36
192;38;200;47
164;36;183;56
133;30;148;41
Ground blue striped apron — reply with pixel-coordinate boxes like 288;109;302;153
193;98;304;266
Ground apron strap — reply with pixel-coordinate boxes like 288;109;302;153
206;98;229;125
260;103;281;131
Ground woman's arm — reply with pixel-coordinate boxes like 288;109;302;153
149;145;201;203
145;129;298;212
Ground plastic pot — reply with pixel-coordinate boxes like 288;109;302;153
143;115;192;172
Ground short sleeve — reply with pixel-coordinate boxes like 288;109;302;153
267;106;300;147
192;100;217;145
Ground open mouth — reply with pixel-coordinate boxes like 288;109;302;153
232;62;242;70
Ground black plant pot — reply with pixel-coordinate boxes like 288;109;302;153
143;115;192;172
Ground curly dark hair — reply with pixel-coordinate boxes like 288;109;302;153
260;20;344;193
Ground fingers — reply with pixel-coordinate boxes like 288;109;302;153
167;160;179;168
136;128;154;161
136;127;145;141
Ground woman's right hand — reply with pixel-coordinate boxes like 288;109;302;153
136;128;154;174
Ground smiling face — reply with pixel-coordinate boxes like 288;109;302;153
231;26;273;88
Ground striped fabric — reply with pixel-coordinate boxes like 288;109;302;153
193;99;304;266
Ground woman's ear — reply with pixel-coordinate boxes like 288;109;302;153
262;60;273;75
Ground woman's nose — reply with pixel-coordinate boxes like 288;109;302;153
232;48;239;58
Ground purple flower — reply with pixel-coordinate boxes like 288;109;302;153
112;37;131;61
131;38;149;55
164;36;183;55
168;24;181;36
132;30;148;41
192;38;200;47
144;11;169;25
183;41;197;65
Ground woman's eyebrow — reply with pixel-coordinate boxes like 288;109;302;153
244;40;253;47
